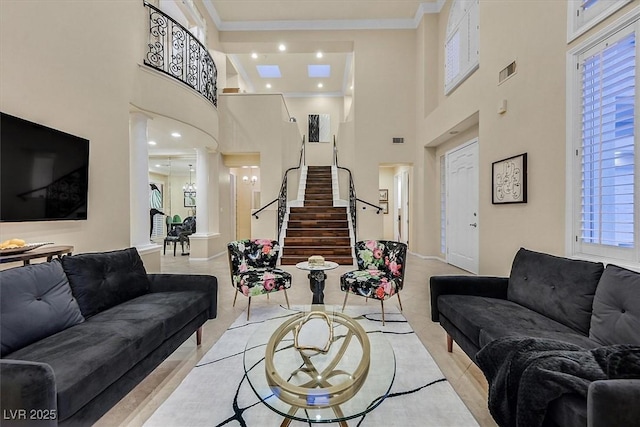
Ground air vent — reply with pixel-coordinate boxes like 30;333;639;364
393;137;404;144
499;61;517;84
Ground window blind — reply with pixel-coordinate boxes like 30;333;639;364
440;155;446;254
444;0;479;94
581;31;636;248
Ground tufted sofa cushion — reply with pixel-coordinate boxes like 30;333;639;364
508;248;604;335
0;260;85;356
61;247;150;318
589;265;640;346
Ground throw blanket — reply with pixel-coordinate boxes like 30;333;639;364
476;336;640;427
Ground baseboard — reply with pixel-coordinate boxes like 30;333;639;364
409;251;447;263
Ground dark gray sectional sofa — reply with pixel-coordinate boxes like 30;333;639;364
430;248;640;427
0;247;218;426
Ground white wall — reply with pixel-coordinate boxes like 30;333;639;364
285;96;344;166
415;0;639;275
0;0;227;266
0;0;141;254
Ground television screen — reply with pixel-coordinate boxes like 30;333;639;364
1;113;89;222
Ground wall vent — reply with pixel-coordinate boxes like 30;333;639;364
393;137;404;144
498;61;517;84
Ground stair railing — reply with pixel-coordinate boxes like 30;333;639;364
333;139;382;241
143;1;217;107
252;136;305;240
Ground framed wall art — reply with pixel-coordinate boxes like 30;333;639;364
492;153;527;204
308;114;331;142
379;189;388;201
184;191;196;207
379;201;389;214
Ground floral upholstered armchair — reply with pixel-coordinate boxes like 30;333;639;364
340;240;407;325
227;239;291;320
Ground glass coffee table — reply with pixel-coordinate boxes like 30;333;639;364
243;306;395;426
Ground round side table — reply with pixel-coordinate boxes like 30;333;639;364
295;261;339;304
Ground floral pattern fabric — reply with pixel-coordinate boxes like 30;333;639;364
340;240;407;301
227;239;292;297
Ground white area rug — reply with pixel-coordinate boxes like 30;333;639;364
144;305;479;426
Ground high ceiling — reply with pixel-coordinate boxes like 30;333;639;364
148;1;444;174
206;0;443;96
210;0;437;23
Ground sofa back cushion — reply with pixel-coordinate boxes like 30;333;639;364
61;247;150;318
1;260;85;357
590;265;640;346
507;248;604;335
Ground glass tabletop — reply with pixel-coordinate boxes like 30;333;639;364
243;306;396;424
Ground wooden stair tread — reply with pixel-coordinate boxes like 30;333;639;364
281;165;353;265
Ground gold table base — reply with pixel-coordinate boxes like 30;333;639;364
264;311;371;425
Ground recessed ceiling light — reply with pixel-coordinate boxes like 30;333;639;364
278;44;286;52
155;164;161;168
350;85;354;90
316;51;323;58
171;132;181;138
317;83;323;88
266;83;272;89
251;52;258;59
148;140;157;145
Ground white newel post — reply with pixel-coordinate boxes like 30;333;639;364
195;147;209;235
129;112;154;249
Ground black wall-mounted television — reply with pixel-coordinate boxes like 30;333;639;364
1;113;89;222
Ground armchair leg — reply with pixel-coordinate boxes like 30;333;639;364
247;297;251;321
233;289;238;307
447;333;453;352
283;289;290;309
397;292;403;312
196;326;202;346
342;292;349;312
381;300;385;326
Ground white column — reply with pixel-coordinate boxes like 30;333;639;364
129;112;153;248
195;147;209;235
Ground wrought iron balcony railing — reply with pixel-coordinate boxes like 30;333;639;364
143;1;217;108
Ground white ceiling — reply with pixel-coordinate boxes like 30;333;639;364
210;0;434;22
207;0;443;96
146;114;213;176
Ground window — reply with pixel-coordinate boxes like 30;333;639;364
444;0;479;94
568;0;633;42
569;12;640;265
440;155;446;254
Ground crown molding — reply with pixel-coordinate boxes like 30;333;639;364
202;1;446;32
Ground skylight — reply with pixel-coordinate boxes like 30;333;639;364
308;65;331;78
256;65;281;78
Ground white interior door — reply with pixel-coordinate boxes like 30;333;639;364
446;140;479;274
400;170;409;245
393;170;410;245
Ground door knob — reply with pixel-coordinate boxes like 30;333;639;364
469;222;477;227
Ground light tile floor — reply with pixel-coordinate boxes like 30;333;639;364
95;252;497;427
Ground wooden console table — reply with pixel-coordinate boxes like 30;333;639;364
0;245;74;266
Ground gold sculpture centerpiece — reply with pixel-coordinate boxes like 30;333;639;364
264;310;371;413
